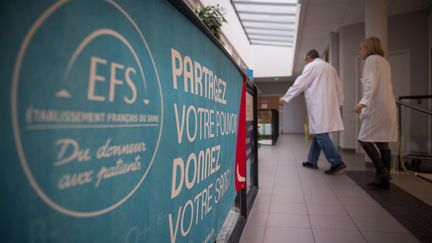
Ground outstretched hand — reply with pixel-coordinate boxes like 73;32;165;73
279;98;285;105
353;103;365;113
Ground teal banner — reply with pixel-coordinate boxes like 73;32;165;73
0;1;242;242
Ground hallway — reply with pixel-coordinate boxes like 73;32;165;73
240;134;420;243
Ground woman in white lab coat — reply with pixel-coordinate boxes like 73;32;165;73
354;37;397;189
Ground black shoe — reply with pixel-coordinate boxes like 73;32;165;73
324;162;346;175
302;162;318;169
367;179;390;189
366;179;381;187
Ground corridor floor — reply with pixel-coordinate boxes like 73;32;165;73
240;134;421;243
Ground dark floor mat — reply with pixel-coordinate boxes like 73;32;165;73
345;171;432;242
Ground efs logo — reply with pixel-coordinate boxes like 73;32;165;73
11;0;163;217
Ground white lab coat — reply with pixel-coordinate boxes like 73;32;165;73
281;58;344;134
358;55;397;142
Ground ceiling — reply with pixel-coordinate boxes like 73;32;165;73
231;0;299;48
197;0;432;82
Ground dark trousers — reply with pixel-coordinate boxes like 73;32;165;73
358;140;392;180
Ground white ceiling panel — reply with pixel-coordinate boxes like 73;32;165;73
301;24;336;39
339;1;364;26
239;13;296;22
243;21;296;29
304;2;350;25
247;28;294;36
235;0;297;3
234;3;297;14
249;35;294;43
251;40;293;47
300;0;352;3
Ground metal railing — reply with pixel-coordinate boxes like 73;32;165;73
397;95;432;176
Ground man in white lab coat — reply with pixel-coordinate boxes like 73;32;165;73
280;49;346;174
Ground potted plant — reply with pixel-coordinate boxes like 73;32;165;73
195;5;227;40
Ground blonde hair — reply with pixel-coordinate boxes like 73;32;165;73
361;37;384;57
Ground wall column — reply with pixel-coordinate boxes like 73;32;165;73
365;0;388;55
329;32;340;147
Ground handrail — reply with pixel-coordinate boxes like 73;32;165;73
397;98;432;175
399;95;432;101
396;101;432;116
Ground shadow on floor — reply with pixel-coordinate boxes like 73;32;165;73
346;171;432;242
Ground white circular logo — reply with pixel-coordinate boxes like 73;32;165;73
11;0;163;217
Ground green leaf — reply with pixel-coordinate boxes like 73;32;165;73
195;5;227;39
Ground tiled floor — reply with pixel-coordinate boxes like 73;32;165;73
240;134;421;243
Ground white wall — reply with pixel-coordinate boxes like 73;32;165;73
338;23;364;149
281;95;307;134
256;81;306;134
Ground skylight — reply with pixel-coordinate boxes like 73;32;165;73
231;0;300;48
